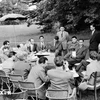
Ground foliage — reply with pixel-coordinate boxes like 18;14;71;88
36;0;100;33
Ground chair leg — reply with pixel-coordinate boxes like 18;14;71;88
94;89;97;100
79;90;82;100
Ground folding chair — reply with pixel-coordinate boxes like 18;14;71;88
46;88;77;100
19;81;45;100
9;74;24;81
79;71;100;100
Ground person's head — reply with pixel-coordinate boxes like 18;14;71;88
60;27;65;32
3;47;10;56
90;24;95;31
3;40;10;47
89;51;98;60
16;53;28;61
17;44;20;48
38;57;48;68
54;36;59;42
8;51;16;58
29;38;34;45
54;56;63;67
39;36;44;42
71;36;77;43
78;39;84;47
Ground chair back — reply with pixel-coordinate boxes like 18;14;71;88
18;81;35;90
46;88;77;100
46;89;68;99
9;74;24;81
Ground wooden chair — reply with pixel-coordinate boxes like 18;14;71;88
79;71;100;100
19;81;45;100
46;88;77;100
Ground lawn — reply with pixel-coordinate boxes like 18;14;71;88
0;24;90;47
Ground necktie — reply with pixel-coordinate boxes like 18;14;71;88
61;32;63;37
41;42;44;50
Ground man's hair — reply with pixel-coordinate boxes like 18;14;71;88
54;56;63;67
3;40;9;45
89;51;98;60
90;23;96;28
39;35;44;39
72;36;77;39
2;47;9;51
38;56;48;64
78;39;84;42
8;51;16;58
17;44;20;48
54;36;59;41
28;38;34;42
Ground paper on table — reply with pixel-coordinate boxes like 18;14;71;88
70;69;79;77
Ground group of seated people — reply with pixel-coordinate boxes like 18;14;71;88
0;34;100;100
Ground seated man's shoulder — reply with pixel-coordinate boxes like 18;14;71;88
47;69;55;75
67;41;72;44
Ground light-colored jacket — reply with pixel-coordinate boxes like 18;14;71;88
57;31;69;50
27;65;48;99
47;68;73;94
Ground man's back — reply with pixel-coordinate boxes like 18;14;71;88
14;60;31;76
27;64;48;99
47;69;73;90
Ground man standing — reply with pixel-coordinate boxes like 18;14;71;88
89;24;100;52
54;36;63;57
57;27;70;56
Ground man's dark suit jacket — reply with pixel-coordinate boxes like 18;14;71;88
55;41;63;57
64;45;88;65
27;43;38;52
89;30;100;52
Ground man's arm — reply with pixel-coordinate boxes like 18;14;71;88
39;70;49;82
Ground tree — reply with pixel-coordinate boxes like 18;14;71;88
36;0;100;33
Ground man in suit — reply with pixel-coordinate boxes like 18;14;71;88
27;57;49;100
47;56;74;94
64;39;88;70
27;38;38;53
38;36;47;51
89;24;100;52
54;36;63;57
57;27;70;56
